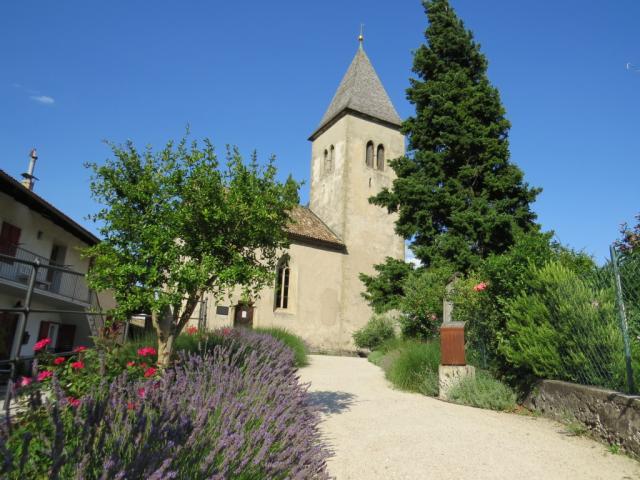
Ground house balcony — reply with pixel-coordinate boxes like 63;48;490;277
0;245;91;308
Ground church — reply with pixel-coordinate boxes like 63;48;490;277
199;41;405;352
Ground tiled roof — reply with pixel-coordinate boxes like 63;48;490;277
286;206;344;250
0;169;99;246
311;47;402;139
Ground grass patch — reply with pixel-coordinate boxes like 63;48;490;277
447;370;517;411
254;327;309;367
384;340;440;396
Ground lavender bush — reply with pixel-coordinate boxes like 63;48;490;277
1;330;330;479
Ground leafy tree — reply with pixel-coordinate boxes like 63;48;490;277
85;136;300;366
616;213;640;253
360;257;414;313
399;265;453;339
371;0;540;273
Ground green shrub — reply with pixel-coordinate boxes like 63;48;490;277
499;261;639;392
449;231;596;377
385;340;440;396
447;371;517;411
254;327;308;367
399;265;454;340
352;315;396;350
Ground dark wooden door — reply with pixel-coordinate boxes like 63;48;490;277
233;304;254;329
0;313;18;360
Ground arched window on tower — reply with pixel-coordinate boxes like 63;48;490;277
365;141;374;168
274;256;290;310
329;145;335;172
376;144;385;171
323;149;328;173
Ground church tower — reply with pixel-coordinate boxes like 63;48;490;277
308;39;405;348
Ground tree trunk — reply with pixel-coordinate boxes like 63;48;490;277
152;309;177;368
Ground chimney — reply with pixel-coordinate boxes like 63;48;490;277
21;148;39;191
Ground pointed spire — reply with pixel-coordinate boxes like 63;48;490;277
310;42;402;139
358;24;364;50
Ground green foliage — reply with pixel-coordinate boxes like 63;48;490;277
254;327;308;367
359;257;414;313
352;315;397;350
84;135;300;364
370;0;539;272
499;261;638;391
447;370;516;411
449;231;595;375
399;265;453;339
384;340;440;396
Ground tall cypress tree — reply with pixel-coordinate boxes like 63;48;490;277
372;0;540;272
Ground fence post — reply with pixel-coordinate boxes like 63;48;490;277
610;245;636;394
4;259;40;414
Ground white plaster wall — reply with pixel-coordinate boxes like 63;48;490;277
0;191;91;273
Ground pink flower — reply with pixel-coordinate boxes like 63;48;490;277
221;327;232;336
186;326;198;335
137;347;157;357
73;346;88;353
127;401;136;410
71;361;85;370
18;376;32;387
144;367;157;378
137;387;146;399
53;356;66;365
67;396;81;407
430;314;438;322
473;282;488;292
33;338;52;352
126;361;136;367
37;370;53;381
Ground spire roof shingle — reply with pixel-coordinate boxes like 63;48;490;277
311;47;402;138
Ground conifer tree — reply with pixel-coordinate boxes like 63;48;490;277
371;0;540;272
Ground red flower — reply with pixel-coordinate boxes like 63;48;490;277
127;402;136;410
137;347;157;357
137;387;146;399
140;362;148;369
221;327;232;336
126;361;136;367
71;361;85;370
473;282;488;292
37;370;53;381
53;356;66;365
67;396;81;407
73;346;88;353
18;376;32;387
186;325;198;335
143;367;157;378
33;338;52;352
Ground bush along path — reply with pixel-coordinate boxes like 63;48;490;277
300;354;640;480
0;329;328;479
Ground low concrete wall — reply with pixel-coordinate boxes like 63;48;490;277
524;380;640;457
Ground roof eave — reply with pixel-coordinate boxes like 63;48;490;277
308;108;402;141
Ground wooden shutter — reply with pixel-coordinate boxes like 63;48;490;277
0;222;21;257
38;321;51;341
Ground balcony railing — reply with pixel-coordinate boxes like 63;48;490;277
0;244;91;304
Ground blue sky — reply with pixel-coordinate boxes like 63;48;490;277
1;1;638;263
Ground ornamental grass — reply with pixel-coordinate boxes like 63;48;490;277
1;330;330;479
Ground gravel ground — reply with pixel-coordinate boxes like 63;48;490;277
299;354;640;480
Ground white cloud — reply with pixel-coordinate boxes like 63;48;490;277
405;243;421;267
30;95;55;105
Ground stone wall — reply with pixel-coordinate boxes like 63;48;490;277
524;380;640;457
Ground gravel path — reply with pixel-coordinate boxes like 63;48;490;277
299;354;640;480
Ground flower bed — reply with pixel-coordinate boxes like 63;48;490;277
1;330;329;479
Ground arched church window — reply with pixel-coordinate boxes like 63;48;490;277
323;149;328;172
376;144;385;171
329;145;335;172
275;257;290;310
365;141;374;167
